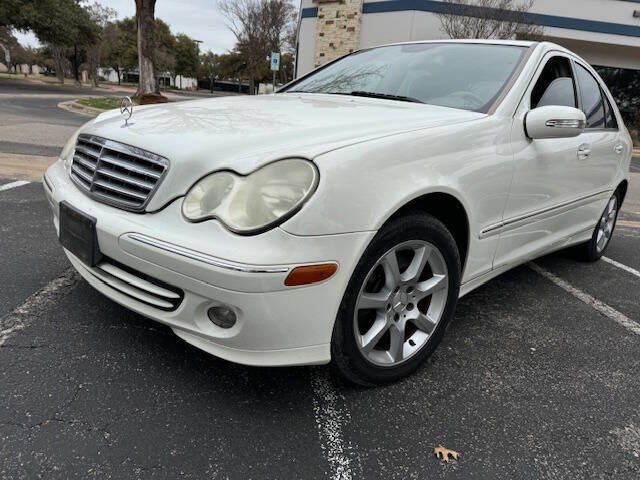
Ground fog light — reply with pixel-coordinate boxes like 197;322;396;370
207;306;237;329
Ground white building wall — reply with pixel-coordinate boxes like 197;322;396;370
96;68;197;90
297;0;640;76
297;17;318;76
173;75;198;90
98;68;120;83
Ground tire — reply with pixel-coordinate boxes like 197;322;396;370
331;213;461;386
576;191;620;262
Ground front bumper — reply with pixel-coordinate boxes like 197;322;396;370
44;160;375;366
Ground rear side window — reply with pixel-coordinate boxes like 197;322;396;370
575;64;606;129
531;56;577;109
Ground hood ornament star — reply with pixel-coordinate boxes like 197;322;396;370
120;96;133;127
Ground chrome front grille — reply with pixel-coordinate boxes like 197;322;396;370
70;134;169;212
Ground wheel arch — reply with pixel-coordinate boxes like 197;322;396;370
381;192;470;275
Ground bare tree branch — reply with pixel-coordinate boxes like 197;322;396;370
436;0;542;40
218;0;294;93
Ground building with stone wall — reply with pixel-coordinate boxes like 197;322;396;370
295;0;640;77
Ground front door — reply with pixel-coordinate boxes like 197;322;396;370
494;53;619;267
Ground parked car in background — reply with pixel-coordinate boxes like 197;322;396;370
45;40;631;385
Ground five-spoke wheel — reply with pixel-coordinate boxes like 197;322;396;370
578;191;621;262
596;195;617;254
331;213;461;386
354;240;448;366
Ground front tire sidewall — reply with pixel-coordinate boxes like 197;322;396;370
331;214;461;385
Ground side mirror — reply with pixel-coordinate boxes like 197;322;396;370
525;105;586;139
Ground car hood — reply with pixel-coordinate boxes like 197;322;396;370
82;93;485;211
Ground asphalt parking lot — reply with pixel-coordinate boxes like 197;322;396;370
1;79;640;479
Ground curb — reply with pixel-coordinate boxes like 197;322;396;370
58;100;106;117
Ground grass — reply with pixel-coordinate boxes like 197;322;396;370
76;97;125;110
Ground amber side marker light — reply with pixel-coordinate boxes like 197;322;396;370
284;263;338;287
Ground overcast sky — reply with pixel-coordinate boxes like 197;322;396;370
14;0;238;54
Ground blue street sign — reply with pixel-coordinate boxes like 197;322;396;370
270;53;280;71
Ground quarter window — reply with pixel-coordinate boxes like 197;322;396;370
575;64;606;129
602;94;618;129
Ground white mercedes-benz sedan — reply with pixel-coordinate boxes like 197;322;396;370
45;40;631;385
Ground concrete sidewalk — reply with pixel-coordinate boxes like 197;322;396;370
0;153;56;181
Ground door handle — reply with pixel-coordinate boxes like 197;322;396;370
577;143;591;160
614;144;624;155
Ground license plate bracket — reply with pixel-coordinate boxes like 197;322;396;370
59;201;102;267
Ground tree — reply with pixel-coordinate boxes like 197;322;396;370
104;18;138;85
22;46;43;74
1;0;97;83
135;0;161;100
200;50;218;91
219;0;295;94
174;33;198;85
154;18;175;85
596;67;640;129
436;0;542;40
8;40;27;73
86;2;117;87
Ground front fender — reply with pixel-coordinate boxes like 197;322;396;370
280;116;515;281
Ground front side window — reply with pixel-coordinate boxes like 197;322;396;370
285;43;528;113
575;64;606;129
530;56;576;109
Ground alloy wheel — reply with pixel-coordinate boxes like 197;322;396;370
596;196;617;253
353;240;449;367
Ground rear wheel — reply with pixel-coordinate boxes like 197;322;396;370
576;192;619;262
331;214;461;386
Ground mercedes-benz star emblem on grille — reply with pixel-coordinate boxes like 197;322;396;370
120;96;133;126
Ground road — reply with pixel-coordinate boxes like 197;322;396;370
0;77;221;159
1;77;640;479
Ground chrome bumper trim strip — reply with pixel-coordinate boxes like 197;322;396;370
125;233;290;274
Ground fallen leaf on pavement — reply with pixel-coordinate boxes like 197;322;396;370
434;445;460;463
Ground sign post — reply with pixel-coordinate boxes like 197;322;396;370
270;52;280;93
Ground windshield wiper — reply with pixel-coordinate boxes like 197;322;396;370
347;91;424;104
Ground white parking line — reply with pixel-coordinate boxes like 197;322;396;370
311;370;356;480
0;269;78;347
529;263;640;336
0;180;30;192
602;256;640;279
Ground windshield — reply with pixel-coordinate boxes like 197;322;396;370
285;43;528;113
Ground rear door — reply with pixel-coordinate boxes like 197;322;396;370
571;60;621;198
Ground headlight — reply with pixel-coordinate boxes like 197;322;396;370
60;127;83;169
182;159;319;234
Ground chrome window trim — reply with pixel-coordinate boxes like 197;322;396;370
125;233;291;274
486;43;537;115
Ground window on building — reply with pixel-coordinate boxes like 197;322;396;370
575;63;606;129
530;56;577;109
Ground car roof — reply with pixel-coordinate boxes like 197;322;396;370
361;40;577;59
372;39;538;48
